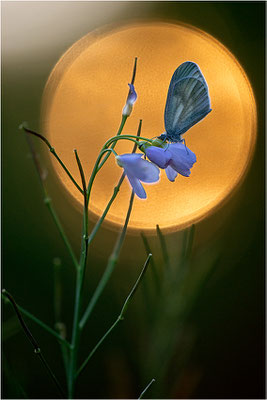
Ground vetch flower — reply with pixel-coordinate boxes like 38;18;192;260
122;83;137;117
116;153;160;199
145;142;196;182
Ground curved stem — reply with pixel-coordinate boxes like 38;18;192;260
21;125;83;194
103;134;152;151
97;115;128;171
88;120;143;245
76;253;152;378
24;132;79;270
2;290;66;398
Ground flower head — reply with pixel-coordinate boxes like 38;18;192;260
122;83;137;117
116;153;160;199
145;142;196;182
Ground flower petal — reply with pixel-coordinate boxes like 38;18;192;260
125;172;146;199
127;83;137;105
145;146;172;168
165;165;178;182
168;143;197;169
118;153;160;183
165;143;196;177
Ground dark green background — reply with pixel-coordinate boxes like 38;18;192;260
2;2;265;399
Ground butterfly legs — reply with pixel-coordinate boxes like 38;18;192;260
181;138;189;155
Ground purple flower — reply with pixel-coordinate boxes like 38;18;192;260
116;153;160;199
122;83;137;117
145;143;196;182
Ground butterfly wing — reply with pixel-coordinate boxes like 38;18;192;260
164;62;211;138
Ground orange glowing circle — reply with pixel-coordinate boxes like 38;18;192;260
42;22;256;234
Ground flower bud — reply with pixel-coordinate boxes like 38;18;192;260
122;83;137;117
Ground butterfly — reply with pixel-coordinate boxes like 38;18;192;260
158;61;212;143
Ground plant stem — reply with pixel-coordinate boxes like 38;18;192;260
97;57;138;171
45;196;79;270
156;224;170;270
80;120;142;328
79;190;135;330
21;124;83;194
53;258;70;376
2;290;66;398
138;378;156;399
76;253;152;378
97;115;128;171
2;292;71;348
88;120;142;244
68;151;89;398
88;173;125;244
24;132;79;270
141;232;161;291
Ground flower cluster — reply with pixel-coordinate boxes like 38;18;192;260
116;141;196;199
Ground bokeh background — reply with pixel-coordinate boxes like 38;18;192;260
2;2;265;399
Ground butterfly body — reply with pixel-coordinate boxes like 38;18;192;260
159;61;212;143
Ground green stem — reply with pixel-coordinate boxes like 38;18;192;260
79;190;135;330
21;125;83;194
80;120;143;328
96;56;137;171
97;115;128;171
141;232;161;292
24;131;79;271
103;134;152;151
2;290;66;398
53;258;69;375
86;135;151;206
88;173;125;244
88;120;143;244
68;151;90;398
76;253;152;378
156;224;170;270
45;196;79;270
2;292;71;348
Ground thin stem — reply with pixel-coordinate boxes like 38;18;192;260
76;253;152;378
88;173;125;244
103;134;151;151
97;115;128;171
141;232;161;291
2;291;71;348
79;190;135;330
21;124;83;194
45;197;79;270
53;258;69;375
2;290;66;398
68;152;90;398
88;120;142;244
38;353;66;398
130;57;138;85
156;224;170;270
86;135;150;207
186;224;195;259
23;131;79;270
74;150;88;205
97;57;138;171
138;378;156;399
